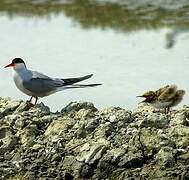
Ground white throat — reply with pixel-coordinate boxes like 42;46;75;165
13;63;27;72
13;63;31;81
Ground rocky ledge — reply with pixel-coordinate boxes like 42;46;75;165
0;97;189;179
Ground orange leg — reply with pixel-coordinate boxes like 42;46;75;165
26;96;38;106
34;97;38;105
27;96;33;103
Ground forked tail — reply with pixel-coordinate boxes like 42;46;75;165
61;74;93;86
65;83;102;89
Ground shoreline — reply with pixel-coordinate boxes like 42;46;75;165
0;97;189;179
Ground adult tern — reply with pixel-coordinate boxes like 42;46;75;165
5;58;102;105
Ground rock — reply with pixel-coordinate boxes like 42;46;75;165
0;99;21;117
3;114;22;127
61;155;83;178
98;107;133;124
118;152;144;168
138;113;170;128
0;126;17;155
170;111;189;126
19;124;38;146
44;116;75;140
15;101;31;113
108;147;126;162
36;102;50;113
168;125;189;148
155;147;175;168
76;142;107;164
177;151;189;164
181;171;189;180
61;101;97;115
0;98;188;179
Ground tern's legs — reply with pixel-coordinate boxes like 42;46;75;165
34;97;38;105
164;107;171;114
167;107;171;114
27;96;33;104
27;96;38;105
29;96;33;102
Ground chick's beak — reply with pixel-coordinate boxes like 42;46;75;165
136;95;147;103
136;95;144;98
4;63;15;68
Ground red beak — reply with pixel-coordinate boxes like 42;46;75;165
4;63;15;68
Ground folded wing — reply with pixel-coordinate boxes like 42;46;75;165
158;85;177;102
23;78;64;96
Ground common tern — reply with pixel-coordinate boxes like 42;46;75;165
5;58;102;105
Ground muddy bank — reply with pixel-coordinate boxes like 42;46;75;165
0;97;189;179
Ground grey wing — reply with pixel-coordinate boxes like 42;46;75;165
31;70;51;79
23;78;64;97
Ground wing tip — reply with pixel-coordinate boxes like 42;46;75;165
86;74;93;79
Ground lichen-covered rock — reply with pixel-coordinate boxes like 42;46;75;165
61;101;97;116
99;107;132;121
0;98;21;117
168;125;189;148
19;124;38;146
0;126;17;155
155;147;175;167
44;116;75;140
0;98;189;179
76;141;108;164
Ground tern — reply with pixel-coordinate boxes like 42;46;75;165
5;58;102;105
137;85;185;113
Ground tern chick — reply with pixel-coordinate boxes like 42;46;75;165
137;85;185;113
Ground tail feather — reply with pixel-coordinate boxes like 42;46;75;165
65;83;102;89
61;74;93;86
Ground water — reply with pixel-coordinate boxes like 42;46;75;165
0;0;189;111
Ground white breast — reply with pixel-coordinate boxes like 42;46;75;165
151;101;171;109
13;71;33;96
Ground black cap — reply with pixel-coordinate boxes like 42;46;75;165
12;58;25;64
